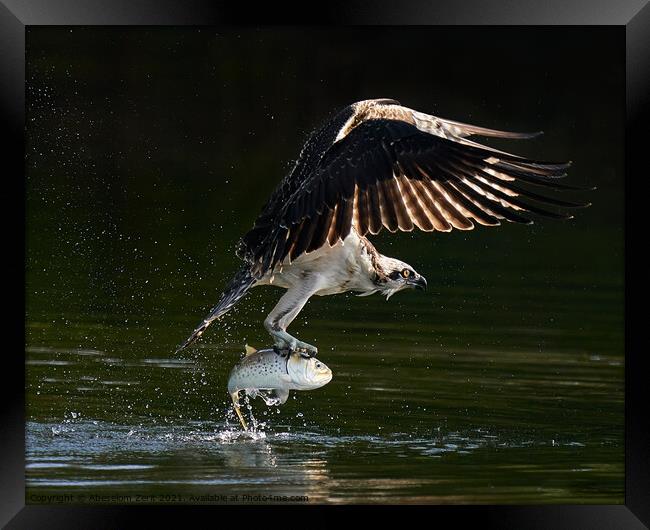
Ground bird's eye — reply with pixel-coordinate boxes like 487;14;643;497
401;269;411;278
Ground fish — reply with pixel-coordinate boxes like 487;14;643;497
227;345;333;430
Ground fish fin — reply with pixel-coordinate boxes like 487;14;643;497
275;388;290;405
244;344;257;356
230;391;247;431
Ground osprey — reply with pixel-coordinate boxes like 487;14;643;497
176;99;588;356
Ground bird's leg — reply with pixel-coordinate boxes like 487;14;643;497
264;280;321;357
268;328;318;357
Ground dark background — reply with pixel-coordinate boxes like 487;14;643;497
26;27;623;331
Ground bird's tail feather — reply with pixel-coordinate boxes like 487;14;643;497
175;266;256;353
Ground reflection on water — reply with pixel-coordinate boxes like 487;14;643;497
26;413;621;503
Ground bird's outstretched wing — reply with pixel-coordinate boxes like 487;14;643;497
240;118;589;277
175;266;255;353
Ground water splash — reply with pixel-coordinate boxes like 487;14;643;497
243;394;264;434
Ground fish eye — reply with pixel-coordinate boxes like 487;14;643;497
316;362;321;368
401;268;411;278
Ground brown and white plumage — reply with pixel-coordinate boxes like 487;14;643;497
177;99;589;355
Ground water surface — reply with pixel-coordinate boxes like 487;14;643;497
26;257;624;504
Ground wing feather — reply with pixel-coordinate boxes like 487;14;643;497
355;186;370;235
396;174;434;231
387;175;414;231
409;179;453;232
307;207;334;252
239;116;586;275
366;183;383;235
377;178;399;232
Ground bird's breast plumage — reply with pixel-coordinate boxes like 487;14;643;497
255;229;378;296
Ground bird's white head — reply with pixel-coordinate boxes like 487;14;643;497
373;256;428;300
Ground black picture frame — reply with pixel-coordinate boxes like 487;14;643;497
2;1;648;527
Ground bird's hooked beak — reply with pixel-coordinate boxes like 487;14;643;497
408;275;428;291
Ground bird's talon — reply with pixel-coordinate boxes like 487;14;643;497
295;343;318;358
271;331;316;357
273;345;291;357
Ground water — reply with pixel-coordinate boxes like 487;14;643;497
25;241;624;504
26;27;624;504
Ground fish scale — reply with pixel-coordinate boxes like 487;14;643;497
227;346;332;431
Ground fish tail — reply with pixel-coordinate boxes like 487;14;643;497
230;391;248;431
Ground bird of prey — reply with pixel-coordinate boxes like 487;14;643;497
176;98;588;356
